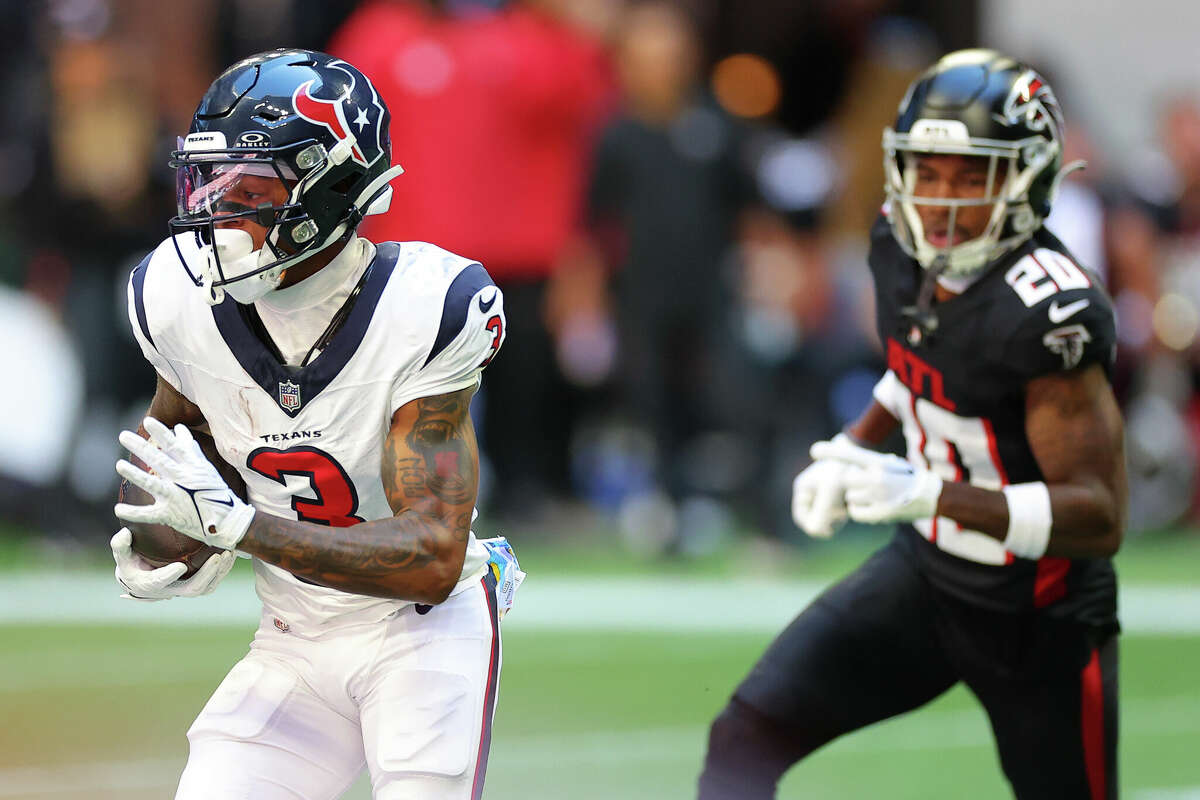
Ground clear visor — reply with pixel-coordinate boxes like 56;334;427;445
177;161;296;219
168;142;323;300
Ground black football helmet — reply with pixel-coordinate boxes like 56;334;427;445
883;49;1074;278
169;49;404;304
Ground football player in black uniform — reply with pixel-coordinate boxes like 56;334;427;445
698;50;1124;800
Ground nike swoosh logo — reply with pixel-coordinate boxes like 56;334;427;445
1048;298;1090;323
193;489;235;507
478;289;497;314
176;484;236;524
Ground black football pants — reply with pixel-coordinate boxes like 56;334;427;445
698;537;1118;799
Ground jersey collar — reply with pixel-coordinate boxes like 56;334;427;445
211;242;399;417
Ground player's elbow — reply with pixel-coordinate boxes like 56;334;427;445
413;557;463;604
1087;498;1125;558
1092;523;1123;558
424;573;458;605
1058;478;1125;558
399;541;466;605
375;565;458;604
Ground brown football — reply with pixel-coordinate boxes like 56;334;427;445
119;433;246;578
119;476;219;577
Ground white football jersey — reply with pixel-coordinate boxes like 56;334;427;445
127;235;506;630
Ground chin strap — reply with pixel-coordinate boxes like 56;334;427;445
200;164;405;306
900;254;948;347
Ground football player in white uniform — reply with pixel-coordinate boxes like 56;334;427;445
110;49;523;800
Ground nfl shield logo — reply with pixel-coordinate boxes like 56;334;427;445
279;380;302;412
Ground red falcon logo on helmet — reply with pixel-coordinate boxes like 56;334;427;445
1001;70;1063;141
292;79;369;167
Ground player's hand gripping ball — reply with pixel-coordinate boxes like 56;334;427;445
110;527;236;601
115;418;256;551
117;468;221;577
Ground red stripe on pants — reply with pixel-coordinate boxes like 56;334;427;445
471;572;501;800
1081;648;1106;800
1033;557;1071;608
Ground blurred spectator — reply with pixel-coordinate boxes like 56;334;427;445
728;135;885;539
0;287;83;486
1116;94;1200;528
6;2;222;533
555;1;763;552
212;0;360;69
1046;126;1107;282
711;0;891;136
0;285;87;536
330;0;615;520
822;15;936;242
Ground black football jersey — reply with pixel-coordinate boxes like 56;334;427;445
866;212;1118;626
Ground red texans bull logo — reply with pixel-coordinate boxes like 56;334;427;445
292;79;369;167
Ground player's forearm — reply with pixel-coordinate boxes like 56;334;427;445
238;510;468;603
844;400;900;447
936;479;1123;558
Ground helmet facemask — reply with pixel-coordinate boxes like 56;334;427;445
168;133;403;305
883;121;1059;278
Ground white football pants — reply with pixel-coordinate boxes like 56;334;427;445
176;573;501;800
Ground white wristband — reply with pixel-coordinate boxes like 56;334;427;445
1002;482;1052;559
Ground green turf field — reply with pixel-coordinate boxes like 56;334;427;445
4;626;1200;799
3;528;1200;799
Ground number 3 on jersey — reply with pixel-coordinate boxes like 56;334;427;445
479;314;503;368
248;446;365;527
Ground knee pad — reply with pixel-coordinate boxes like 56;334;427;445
366;669;479;785
699;698;811;800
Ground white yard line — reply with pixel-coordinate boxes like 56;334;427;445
4;571;1200;634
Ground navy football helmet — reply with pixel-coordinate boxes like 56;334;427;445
883;49;1077;277
169;49;403;303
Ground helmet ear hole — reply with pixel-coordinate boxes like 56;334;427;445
329;174;358;196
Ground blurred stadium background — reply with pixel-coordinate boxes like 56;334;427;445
6;0;1200;797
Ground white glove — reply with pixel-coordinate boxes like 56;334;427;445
111;528;236;601
810;436;943;524
114;417;255;551
791;435;852;538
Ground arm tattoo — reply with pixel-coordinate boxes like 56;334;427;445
247;510;440;578
404;395;474;505
238;387;481;600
